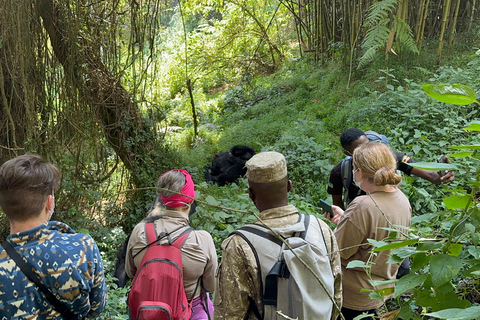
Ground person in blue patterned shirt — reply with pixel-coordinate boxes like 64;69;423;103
0;154;107;319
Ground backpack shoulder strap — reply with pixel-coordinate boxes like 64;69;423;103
340;156;353;190
172;227;193;250
133;224;193;260
302;215;330;260
145;222;157;244
231;225;275;320
365;130;389;144
235;224;283;247
297;213;309;239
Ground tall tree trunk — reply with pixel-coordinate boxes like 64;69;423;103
35;0;159;186
34;0;169;231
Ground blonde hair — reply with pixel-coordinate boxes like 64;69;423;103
353;142;402;186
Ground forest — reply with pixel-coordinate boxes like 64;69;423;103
2;0;480;318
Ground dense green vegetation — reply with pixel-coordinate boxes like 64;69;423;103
2;0;480;318
101;51;480;319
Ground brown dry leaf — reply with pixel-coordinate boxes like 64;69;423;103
380;309;400;320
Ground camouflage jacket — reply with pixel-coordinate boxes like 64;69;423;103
213;204;342;320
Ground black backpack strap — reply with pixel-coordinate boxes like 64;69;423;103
198;277;212;320
237;225;283;246
298;214;309;239
246;296;262;320
231;227;269;320
2;241;79;319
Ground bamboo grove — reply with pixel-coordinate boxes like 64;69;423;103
284;0;480;64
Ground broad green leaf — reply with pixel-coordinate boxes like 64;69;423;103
226;224;235;233
450;144;480;150
421;84;477;105
448;151;474;157
412;213;436;223
436;291;471;309
473;232;479;247
368;290;389;301
395;273;427;297
374;239;419;251
391;246;418;259
408;162;457;170
425;306;480;319
447;243;463;257
465;223;475;233
430;254;463;288
464;121;480;131
387;254;404;264
369;279;398;287
367;239;388;248
205;195;219;205
398;305;415;320
443;195;472;209
377;287;394;297
377;226;406;233
466;181;480;187
347;260;371;269
418;241;444;251
467;245;480;259
465;262;480;277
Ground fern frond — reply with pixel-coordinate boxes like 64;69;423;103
365;0;398;27
362;22;391;50
358;47;380;69
393;17;419;55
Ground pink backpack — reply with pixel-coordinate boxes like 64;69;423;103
128;223;192;320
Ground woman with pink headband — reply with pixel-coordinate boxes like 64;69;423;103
125;169;218;320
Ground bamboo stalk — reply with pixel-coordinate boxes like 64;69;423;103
417;0;430;52
415;0;427;44
316;0;322;62
468;0;476;33
402;0;408;21
332;0;336;57
447;0;461;53
436;0;452;64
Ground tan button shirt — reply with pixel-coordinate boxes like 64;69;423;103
334;189;411;310
125;208;218;299
213;204;342;320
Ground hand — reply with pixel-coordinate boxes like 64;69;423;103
440;156;455;184
440;169;455;184
323;205;344;224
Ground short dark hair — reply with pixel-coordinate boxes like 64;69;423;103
340;128;365;148
0;154;60;220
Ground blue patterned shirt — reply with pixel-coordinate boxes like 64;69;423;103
0;221;107;319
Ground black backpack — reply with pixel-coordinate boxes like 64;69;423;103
340;130;390;206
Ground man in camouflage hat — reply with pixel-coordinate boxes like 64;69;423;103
213;151;342;320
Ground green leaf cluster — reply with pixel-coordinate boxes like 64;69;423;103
363;84;480;319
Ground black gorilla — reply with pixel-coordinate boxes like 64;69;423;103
204;145;255;186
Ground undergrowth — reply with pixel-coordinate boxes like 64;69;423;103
100;37;480;318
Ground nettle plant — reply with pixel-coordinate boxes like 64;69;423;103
353;84;480;319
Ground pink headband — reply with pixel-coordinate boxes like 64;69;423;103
160;169;195;207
